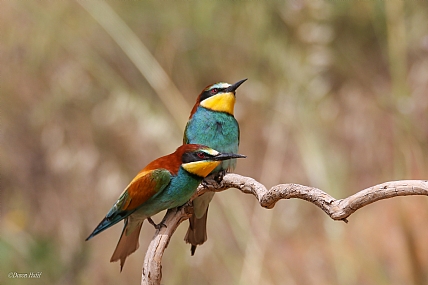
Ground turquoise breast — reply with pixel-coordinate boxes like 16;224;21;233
185;106;239;172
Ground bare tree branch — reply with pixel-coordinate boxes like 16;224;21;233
141;206;192;285
141;174;428;285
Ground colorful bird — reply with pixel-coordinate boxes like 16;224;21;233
183;79;246;255
86;144;245;271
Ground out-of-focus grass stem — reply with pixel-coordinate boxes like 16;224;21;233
78;0;190;129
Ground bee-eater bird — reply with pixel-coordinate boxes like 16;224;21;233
183;78;246;255
86;144;245;271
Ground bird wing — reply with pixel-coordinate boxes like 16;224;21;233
183;120;191;144
115;168;172;212
86;168;172;240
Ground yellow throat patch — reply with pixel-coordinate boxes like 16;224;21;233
200;92;235;115
182;160;221;177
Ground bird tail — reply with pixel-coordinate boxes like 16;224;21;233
110;218;144;271
184;192;214;255
85;213;127;241
184;206;209;255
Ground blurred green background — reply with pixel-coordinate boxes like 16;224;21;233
2;0;428;284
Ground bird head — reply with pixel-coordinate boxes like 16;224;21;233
180;144;246;177
190;78;247;117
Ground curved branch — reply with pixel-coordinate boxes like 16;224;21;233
142;174;428;285
141;206;193;285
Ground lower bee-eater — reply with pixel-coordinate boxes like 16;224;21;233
86;144;245;271
183;79;246;255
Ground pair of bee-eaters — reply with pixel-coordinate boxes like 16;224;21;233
86;79;247;270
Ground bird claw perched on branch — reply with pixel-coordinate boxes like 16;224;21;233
142;174;428;285
147;217;167;231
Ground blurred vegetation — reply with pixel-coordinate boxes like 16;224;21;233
1;0;428;284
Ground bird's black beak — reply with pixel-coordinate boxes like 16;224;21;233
226;78;247;93
213;153;247;161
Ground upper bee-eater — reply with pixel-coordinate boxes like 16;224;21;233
86;144;245;270
183;79;246;255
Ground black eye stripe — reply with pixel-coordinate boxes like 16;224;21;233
182;151;213;163
199;90;211;102
200;87;227;102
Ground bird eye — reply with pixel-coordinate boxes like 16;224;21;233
210;88;218;95
197;152;206;159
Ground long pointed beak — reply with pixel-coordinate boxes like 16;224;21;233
213;152;247;161
226;78;247;93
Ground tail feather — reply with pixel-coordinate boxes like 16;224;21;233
86;212;128;241
184;207;209;256
110;219;144;271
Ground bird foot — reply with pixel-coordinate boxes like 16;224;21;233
147;217;167;230
201;179;210;188
201;170;227;187
183;201;194;215
214;170;227;183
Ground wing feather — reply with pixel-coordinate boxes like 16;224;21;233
86;168;171;240
123;168;171;211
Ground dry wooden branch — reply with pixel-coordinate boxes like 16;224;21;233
141;174;428;285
